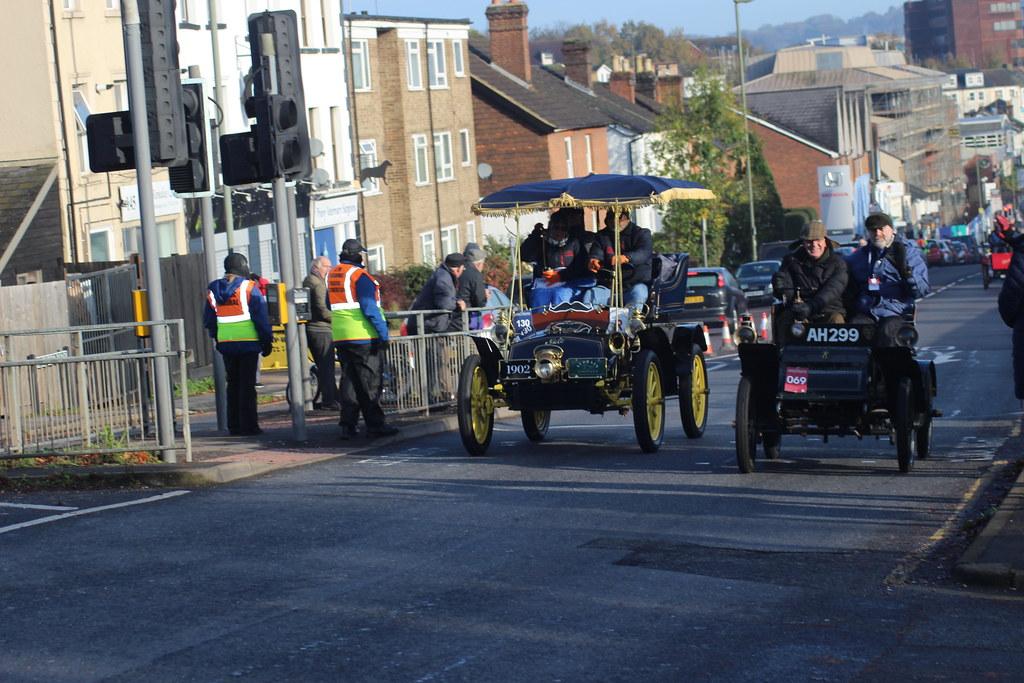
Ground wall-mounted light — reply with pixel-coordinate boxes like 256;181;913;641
94;83;114;93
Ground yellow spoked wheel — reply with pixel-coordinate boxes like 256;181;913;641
457;355;494;456
679;348;708;438
521;410;550;442
632;349;665;453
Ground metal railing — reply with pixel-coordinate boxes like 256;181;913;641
0;321;190;462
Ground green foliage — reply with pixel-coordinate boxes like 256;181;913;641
652;67;785;268
174;376;215;398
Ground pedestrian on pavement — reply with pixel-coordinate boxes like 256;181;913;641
772;220;849;327
456;243;488;330
408;253;467;403
845;212;930;346
326;239;399;439
302;255;339;410
996;221;1024;402
203;253;273;436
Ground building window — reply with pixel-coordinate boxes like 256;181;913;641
427;39;448;88
330;106;343;181
994;20;1016;31
413;134;430;185
105;0;118;11
114;81;128;110
72;88;91;174
420;231;437;265
433;131;454;181
179;0;199;22
359;139;380;194
441;225;459;256
452;39;465;77
90;228;111;261
367;245;385;273
991;3;1017;13
321;0;337;47
62;0;76;11
996;89;1003;99
564;136;574;178
466;220;476;243
351;39;371;91
307;107;321;172
584;134;593;174
458;128;471;166
406;40;423;90
157;221;178;257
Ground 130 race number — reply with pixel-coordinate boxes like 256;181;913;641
805;327;860;343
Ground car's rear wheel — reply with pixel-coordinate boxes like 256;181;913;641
736;376;757;473
632;350;665;453
457;355;494;456
679;347;708;438
894;377;916;473
521;409;550;442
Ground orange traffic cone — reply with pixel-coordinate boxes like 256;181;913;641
703;324;714;356
759;311;770;340
720;316;736;350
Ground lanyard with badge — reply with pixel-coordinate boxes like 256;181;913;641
867;249;882;292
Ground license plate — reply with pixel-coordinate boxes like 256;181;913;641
500;360;533;378
804;326;861;344
784;367;809;394
567;357;605;378
684;295;704;304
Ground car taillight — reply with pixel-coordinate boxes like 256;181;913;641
717;274;725;288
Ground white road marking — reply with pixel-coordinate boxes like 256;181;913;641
0;502;78;511
0;490;190;535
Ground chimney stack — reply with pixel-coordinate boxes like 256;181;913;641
635;71;657;101
562;39;591;87
486;0;531;83
609;71;635;104
655;74;682;107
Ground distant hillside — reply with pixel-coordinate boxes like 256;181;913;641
742;7;903;52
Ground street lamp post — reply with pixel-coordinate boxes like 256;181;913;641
734;0;757;259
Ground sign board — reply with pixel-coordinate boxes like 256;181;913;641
817;165;855;235
312;194;358;229
118;181;183;222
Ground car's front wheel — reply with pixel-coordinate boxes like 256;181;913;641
736;376;757;473
632;350;665;453
457;355;494;456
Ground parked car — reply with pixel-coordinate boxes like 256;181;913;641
947;240;968;264
924;239;951;266
948;236;979;264
678;267;748;330
736;260;781;305
938;240;958;264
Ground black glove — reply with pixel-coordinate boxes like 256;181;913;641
371;338;390;353
260;341;273;357
790;301;811;319
888;240;911;279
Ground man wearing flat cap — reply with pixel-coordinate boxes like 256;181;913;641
454;242;488;331
326;238;399;439
203;252;273;436
772;219;849;326
408;253;467;403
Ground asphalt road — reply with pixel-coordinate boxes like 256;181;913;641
2;264;1023;682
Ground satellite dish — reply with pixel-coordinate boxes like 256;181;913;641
477;162;493;180
309;138;324;158
312;168;331;189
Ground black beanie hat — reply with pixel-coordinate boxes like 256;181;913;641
224;252;249;276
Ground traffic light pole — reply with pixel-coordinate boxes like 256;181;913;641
122;0;176;462
274;176;307;439
287;184;313;411
207;0;235;251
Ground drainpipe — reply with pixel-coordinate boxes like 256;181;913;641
47;0;79;263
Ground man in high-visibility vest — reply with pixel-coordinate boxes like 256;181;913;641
203;253;273;436
326;239;399;439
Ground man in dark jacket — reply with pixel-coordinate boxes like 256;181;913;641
203;253;273;436
997;225;1024;401
521;211;590;310
588;210;653;308
772;220;849;324
408;253;466;335
845;212;929;346
454;242;488;331
302;255;338;410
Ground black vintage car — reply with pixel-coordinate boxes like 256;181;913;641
734;310;938;473
457;174;716;455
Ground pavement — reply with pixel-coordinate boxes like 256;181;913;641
1;368;1022;590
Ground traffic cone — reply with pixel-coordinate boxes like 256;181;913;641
703;324;714;356
719;316;736;350
759;311;770;340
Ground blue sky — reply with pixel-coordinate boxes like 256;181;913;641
343;1;901;37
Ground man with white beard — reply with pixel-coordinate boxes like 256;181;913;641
845;212;930;345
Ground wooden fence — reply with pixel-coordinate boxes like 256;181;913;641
0;281;70;360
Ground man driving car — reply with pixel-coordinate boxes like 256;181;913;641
772;219;849;325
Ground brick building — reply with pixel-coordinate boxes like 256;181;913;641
343;14;480;269
905;0;1024;67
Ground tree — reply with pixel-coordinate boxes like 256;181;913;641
652;67;784;267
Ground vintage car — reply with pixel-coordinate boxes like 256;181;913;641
457;174;715;455
733;310;938;473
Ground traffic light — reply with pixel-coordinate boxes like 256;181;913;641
219;129;267;186
247;10;312;180
87;111;135;173
169;79;214;197
138;0;186;166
